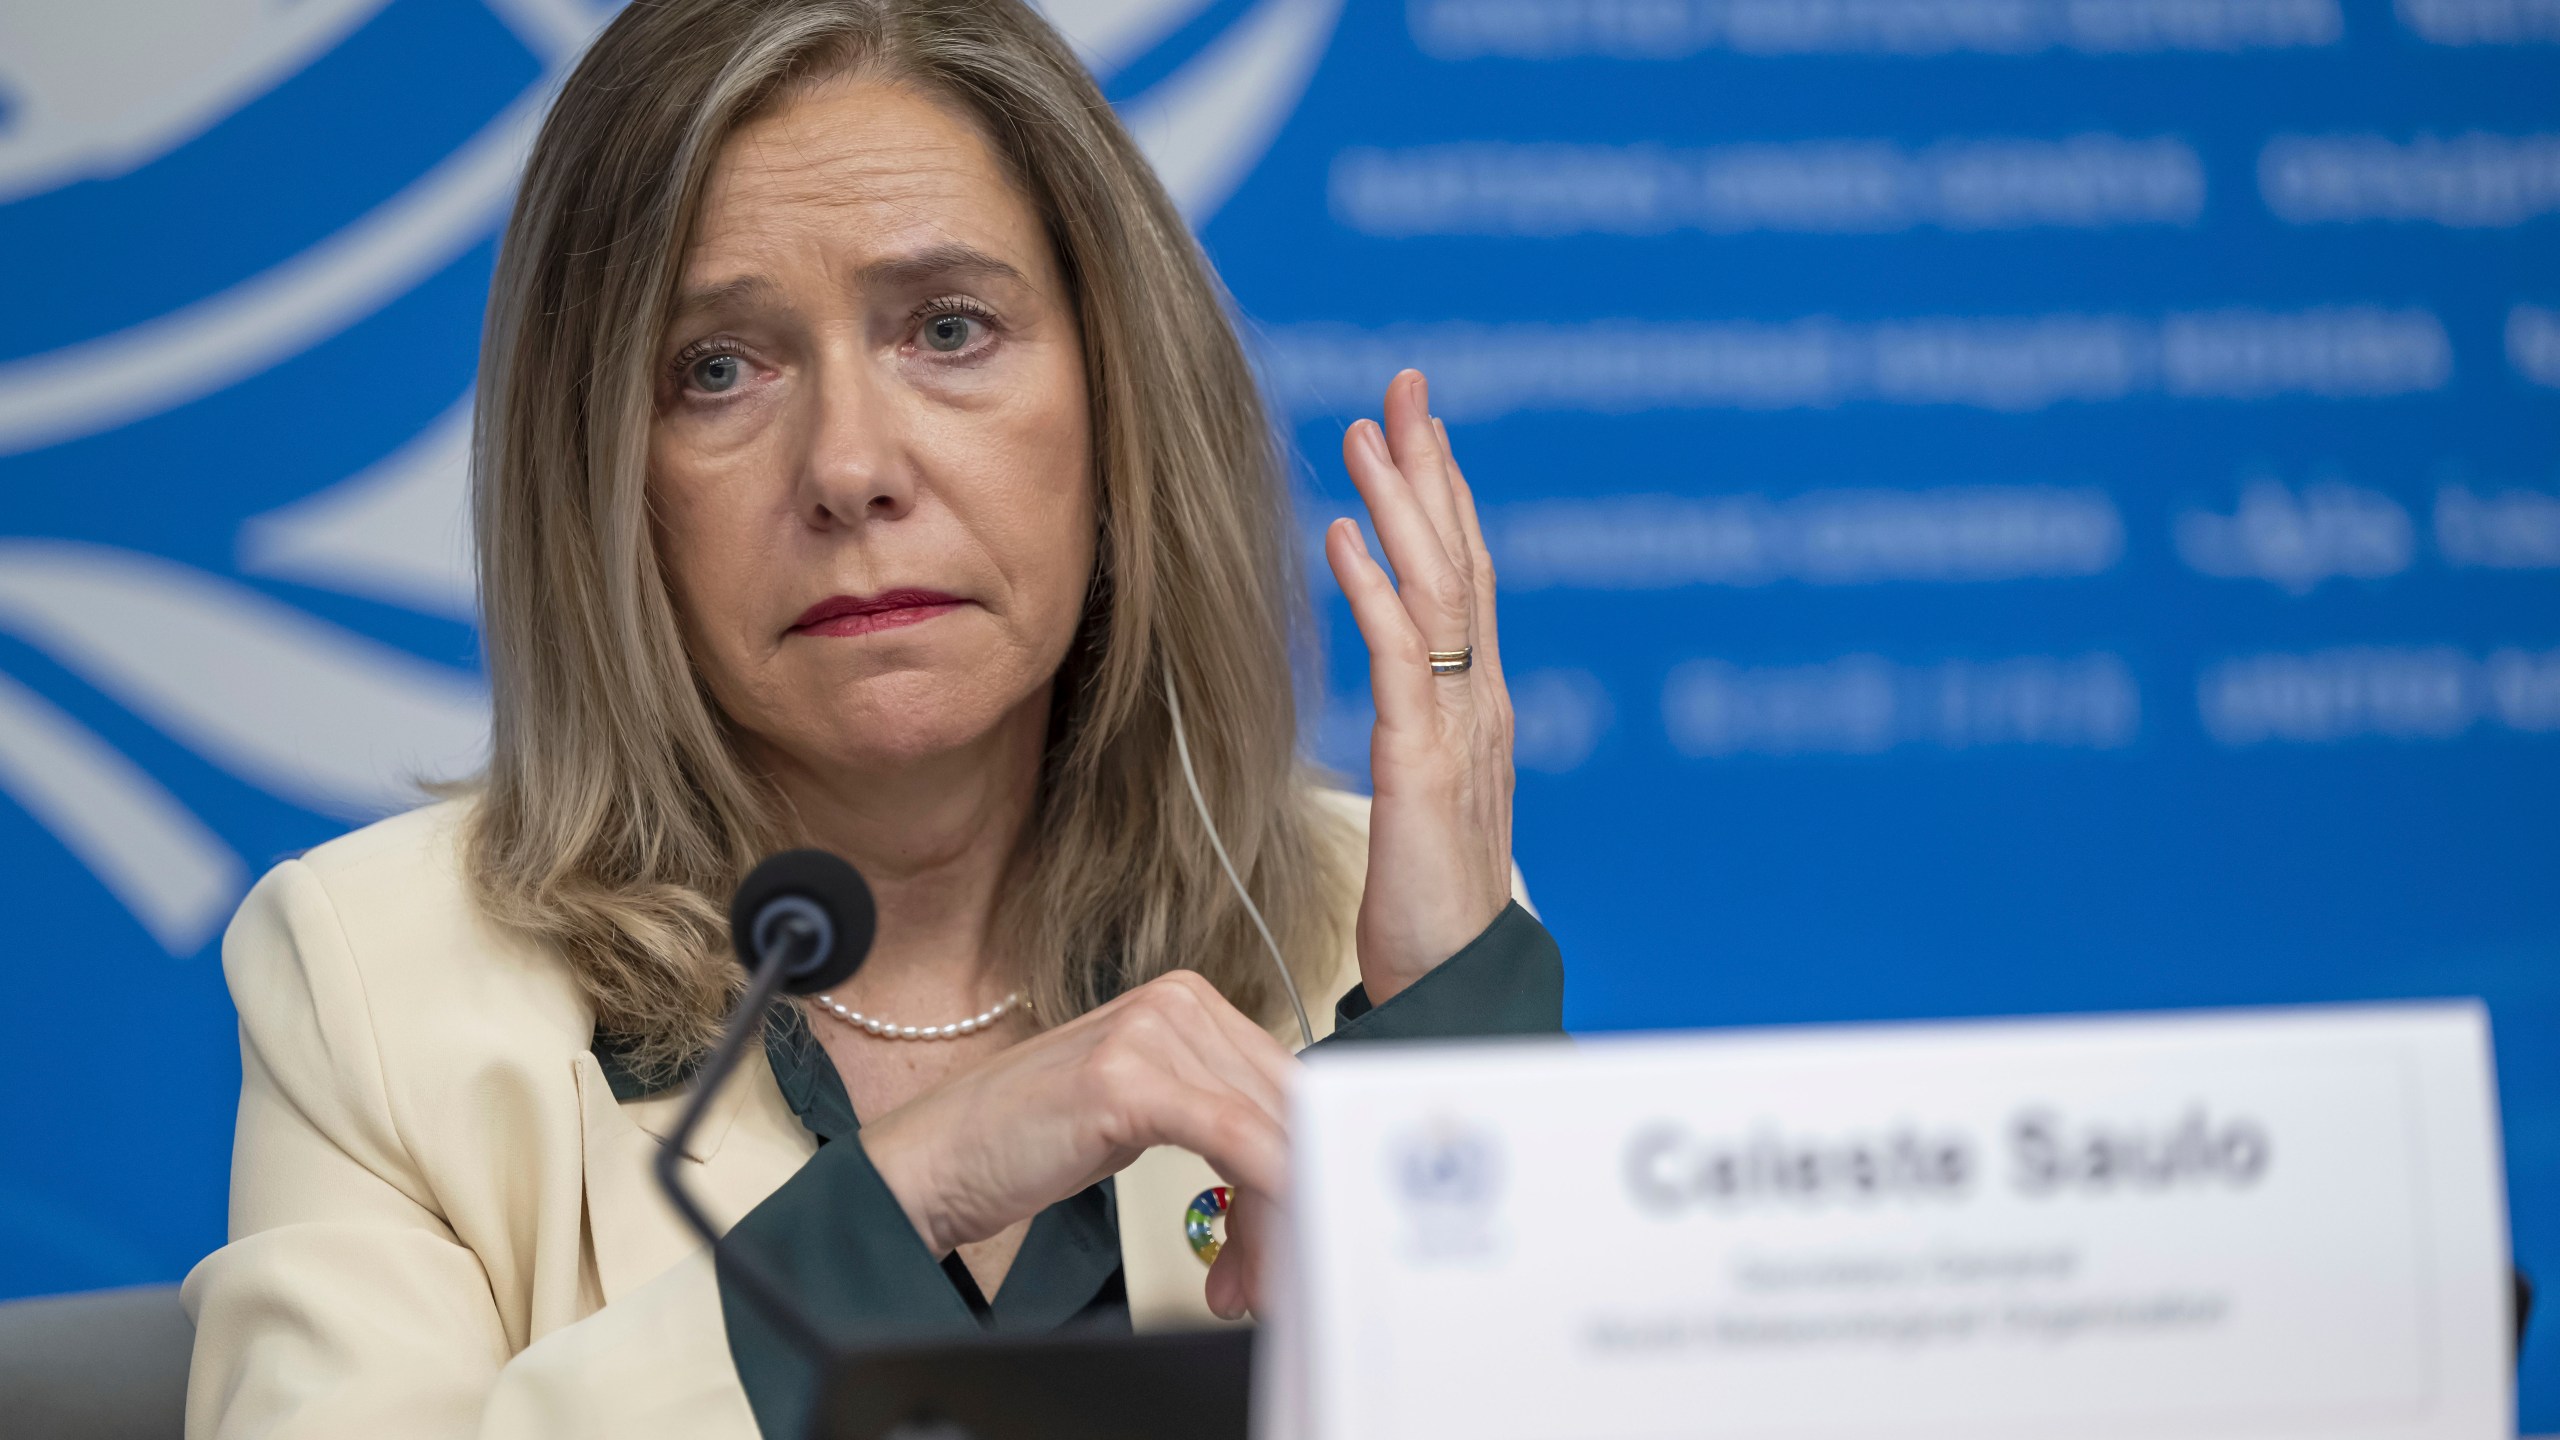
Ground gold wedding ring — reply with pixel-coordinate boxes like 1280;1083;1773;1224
1428;646;1474;676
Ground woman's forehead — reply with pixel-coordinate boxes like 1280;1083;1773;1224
685;76;1046;290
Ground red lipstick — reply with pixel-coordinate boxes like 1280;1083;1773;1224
789;589;967;638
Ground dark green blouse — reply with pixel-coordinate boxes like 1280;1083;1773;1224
598;899;1565;1439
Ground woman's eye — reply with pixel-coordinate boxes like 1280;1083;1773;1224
921;312;982;353
689;352;744;392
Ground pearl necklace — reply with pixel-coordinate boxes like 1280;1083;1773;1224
810;989;1024;1041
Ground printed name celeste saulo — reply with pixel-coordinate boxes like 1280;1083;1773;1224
1624;1108;2273;1216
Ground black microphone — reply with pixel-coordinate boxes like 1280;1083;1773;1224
654;849;877;1358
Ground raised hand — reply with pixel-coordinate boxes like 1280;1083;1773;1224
1325;369;1517;1006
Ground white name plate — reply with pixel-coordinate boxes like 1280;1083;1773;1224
1267;1003;2511;1440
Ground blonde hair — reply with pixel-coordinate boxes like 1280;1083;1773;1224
467;0;1352;1080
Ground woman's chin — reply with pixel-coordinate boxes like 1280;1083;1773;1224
775;670;1050;776
819;724;999;775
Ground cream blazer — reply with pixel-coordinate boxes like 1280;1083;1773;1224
182;791;1519;1439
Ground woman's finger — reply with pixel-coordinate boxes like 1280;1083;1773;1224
1326;516;1435;722
1434;417;1505;688
1341;416;1473;653
1132;973;1299;1121
1204;1190;1265;1320
1150;1086;1289;1199
1091;983;1282;1136
1381;369;1467;571
1060;982;1293;1160
1204;1242;1245;1320
1089;988;1292;1194
1173;970;1307;1093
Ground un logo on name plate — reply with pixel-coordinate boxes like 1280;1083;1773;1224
1389;1113;1507;1261
0;0;1341;957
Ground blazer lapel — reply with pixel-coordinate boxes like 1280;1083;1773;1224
573;1047;817;1305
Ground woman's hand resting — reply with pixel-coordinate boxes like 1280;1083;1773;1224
1327;368;1517;1006
857;969;1290;1319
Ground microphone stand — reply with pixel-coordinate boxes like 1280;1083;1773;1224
653;935;835;1360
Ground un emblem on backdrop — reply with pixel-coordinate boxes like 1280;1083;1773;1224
0;0;1340;956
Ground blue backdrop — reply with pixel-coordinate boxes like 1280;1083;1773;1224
1;0;2552;1422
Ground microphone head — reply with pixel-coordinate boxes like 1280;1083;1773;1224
730;849;876;995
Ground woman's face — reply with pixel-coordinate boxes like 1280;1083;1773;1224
649;75;1095;780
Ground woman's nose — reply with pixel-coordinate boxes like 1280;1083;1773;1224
796;361;916;527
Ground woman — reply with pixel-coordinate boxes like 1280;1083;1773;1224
181;1;1561;1436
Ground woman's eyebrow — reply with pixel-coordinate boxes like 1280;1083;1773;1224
671;273;780;321
856;242;1027;291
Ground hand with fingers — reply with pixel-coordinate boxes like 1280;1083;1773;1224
857;968;1293;1320
1326;368;1518;1008
862;368;1515;1328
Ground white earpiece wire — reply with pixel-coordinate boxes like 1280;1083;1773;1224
1163;660;1315;1051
